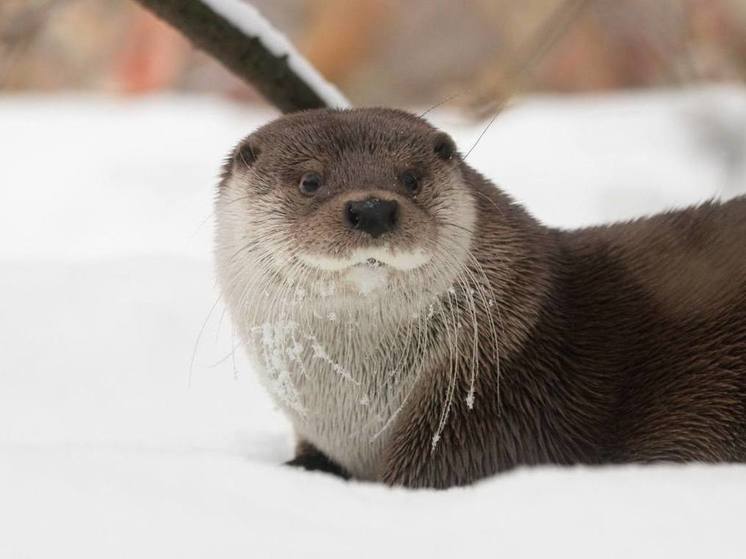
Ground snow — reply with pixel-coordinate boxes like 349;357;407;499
1;88;745;558
200;0;350;109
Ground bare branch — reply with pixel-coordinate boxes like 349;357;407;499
132;0;347;113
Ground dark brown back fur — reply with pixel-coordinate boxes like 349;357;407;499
382;184;746;488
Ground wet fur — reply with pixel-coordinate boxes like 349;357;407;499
215;108;746;489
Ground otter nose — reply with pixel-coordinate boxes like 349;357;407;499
344;198;398;238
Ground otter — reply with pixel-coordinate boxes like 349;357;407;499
215;108;746;489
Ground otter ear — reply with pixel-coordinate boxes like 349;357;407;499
233;141;260;170
433;133;457;161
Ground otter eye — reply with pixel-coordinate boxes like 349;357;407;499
299;172;322;195
400;170;420;194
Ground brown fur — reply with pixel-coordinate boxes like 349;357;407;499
382;181;746;487
217;108;746;489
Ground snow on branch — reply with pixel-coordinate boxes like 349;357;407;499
133;0;350;113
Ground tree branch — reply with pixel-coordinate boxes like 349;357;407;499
132;0;348;113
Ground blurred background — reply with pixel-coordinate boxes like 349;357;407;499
2;0;746;109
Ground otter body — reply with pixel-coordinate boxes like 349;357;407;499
216;108;746;488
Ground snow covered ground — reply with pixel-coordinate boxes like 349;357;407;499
1;88;745;558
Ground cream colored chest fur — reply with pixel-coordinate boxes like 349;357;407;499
239;316;431;479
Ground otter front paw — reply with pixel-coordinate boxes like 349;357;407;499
285;452;349;480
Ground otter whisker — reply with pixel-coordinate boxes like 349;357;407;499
188;293;223;388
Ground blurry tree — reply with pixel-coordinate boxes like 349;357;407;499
1;0;745;110
114;7;188;94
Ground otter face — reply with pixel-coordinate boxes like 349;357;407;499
215;108;476;315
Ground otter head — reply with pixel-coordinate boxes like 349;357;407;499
215;108;477;323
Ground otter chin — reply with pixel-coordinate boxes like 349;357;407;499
299;247;432;295
215;107;746;488
298;248;431;273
